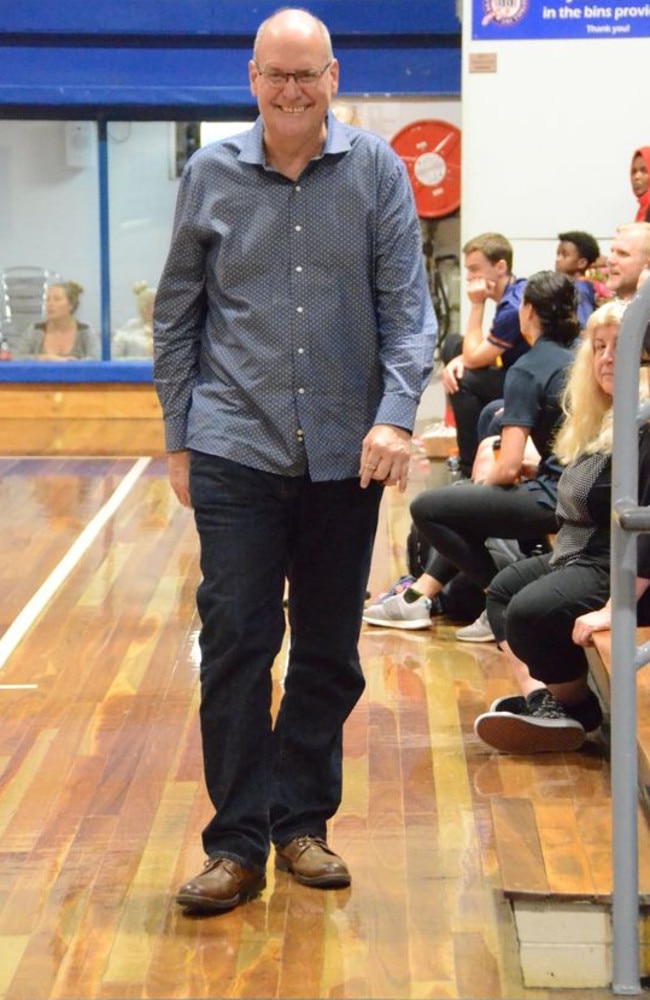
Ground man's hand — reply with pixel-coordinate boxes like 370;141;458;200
466;276;494;304
167;450;192;507
359;424;412;493
441;355;465;394
572;606;611;647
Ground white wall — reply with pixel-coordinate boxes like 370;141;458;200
0;121;101;326
460;18;647;279
107;121;181;328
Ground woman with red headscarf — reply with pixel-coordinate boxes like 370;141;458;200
631;147;650;222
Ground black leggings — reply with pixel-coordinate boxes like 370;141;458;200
410;481;558;591
487;553;650;685
486;553;610;684
448;367;505;477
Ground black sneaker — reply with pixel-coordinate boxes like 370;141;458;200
563;690;603;733
474;688;586;754
489;694;528;714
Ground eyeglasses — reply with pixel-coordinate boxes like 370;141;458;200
254;61;332;88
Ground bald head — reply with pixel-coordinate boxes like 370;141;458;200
253;8;333;63
607;222;650;300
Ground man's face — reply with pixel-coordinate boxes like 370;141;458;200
555;240;584;277
631;154;649;199
463;249;502;299
249;17;338;148
607;229;650;299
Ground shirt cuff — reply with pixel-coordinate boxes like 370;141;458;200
374;394;418;433
164;418;189;452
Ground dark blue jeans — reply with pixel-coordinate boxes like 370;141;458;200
189;451;382;871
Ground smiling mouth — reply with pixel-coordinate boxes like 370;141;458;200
278;105;307;114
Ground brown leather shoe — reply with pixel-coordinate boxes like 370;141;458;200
176;857;265;912
275;835;351;888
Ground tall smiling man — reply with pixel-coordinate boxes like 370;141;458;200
154;8;436;913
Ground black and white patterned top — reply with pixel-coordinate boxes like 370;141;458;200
551;424;650;575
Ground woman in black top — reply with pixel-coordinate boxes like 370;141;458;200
474;299;650;753
364;270;579;631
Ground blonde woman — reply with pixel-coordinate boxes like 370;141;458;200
112;281;156;359
474;299;650;753
17;281;98;360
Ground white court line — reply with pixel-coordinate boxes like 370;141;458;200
0;456;151;671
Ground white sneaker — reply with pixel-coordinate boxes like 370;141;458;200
363;591;432;630
455;610;495;643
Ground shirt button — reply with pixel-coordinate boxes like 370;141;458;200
296;266;303;273
295;225;302;231
297;306;304;313
297;347;304;354
298;387;305;394
297;428;304;439
295;185;301;192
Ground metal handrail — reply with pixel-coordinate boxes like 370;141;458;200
610;277;650;994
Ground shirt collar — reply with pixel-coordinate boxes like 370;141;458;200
237;110;352;167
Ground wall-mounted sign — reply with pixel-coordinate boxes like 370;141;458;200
472;0;650;40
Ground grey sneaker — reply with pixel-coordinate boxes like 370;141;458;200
474;689;586;754
362;590;432;630
455;609;495;643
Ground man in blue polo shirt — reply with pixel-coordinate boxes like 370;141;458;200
441;232;527;478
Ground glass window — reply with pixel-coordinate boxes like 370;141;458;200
108;119;255;361
0;120;100;360
0;118;256;368
108;121;179;361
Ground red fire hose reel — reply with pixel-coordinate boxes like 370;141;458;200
389;119;461;219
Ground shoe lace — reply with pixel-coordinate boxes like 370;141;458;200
294;834;332;854
527;690;570;720
203;856;232;874
378;575;415;602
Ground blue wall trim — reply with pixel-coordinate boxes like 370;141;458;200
0;44;460;112
0;1;460;37
0;1;461;110
0;361;153;384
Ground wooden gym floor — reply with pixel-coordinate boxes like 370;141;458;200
0;447;620;999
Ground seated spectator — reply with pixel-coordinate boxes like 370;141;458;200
441;232;528;478
473;299;650;754
112;281;156;359
364;270;579;633
555;230;600;328
606;222;650;302
16;281;99;360
631;146;650;223
474;229;601;442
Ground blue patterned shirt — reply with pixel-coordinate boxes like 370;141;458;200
153;112;436;481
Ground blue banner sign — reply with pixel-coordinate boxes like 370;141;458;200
472;0;650;39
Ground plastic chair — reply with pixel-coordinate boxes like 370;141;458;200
0;266;61;353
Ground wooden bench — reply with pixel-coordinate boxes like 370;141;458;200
588;626;650;818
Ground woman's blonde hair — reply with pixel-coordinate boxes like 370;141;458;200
132;280;156;322
554;299;648;463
